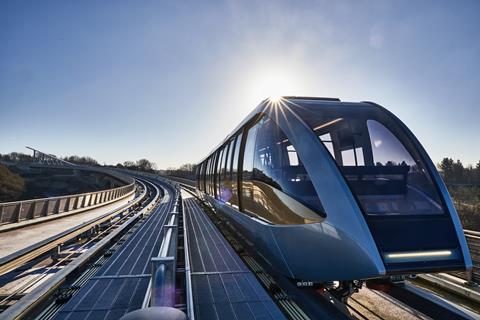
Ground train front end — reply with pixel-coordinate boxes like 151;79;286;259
282;98;472;277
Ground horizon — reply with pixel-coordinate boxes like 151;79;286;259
1;1;479;168
1;141;479;170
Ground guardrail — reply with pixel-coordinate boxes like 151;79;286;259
164;176;195;188
0;174;135;227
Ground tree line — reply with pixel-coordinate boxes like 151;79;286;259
0;152;98;166
114;159;157;172
438;158;480;185
164;163;197;180
0;152;158;172
0;164;25;202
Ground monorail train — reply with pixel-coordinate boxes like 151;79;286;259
195;96;472;296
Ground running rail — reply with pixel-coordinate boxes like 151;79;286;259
149;185;181;307
122;171;194;317
462;230;480;283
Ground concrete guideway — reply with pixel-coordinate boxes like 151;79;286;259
0;177;158;319
0;194;134;260
53;180;176;320
0;163;136;232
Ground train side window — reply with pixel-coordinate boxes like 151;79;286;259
227;138;235;178
222;142;230;179
196;165;200;189
214;149;219;198
208;158;212;195
213;150;220;198
197;163;201;190
209;156;214;195
204;159;208;194
209;157;214;195
211;155;216;195
203;161;207;191
220;139;235;204
205;158;210;194
230;133;242;208
201;161;206;192
216;147;225;200
241;122;260;216
198;162;202;191
251;116;325;224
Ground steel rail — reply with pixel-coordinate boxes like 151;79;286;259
144;179;180;308
0;177;161;320
0;180;145;277
180;189;195;320
386;280;477;319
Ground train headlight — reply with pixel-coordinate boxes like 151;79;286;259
383;249;455;263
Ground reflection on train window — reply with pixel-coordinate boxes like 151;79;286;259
319;133;335;158
241;123;259;214
290;103;445;216
218;144;232;203
205;158;211;194
341;149;356;166
286;145;299;166
341;147;365;166
230;133;242;208
221;138;235;205
241;116;325;224
215;147;224;199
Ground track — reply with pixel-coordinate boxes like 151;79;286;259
0;180;148;277
450;230;480;283
347;287;429;320
0;177;161;319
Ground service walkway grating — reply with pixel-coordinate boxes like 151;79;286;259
184;196;286;320
54;182;175;320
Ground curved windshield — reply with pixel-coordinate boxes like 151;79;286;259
289;102;445;216
241;115;325;224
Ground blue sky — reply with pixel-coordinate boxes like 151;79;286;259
1;1;479;168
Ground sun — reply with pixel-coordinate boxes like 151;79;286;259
268;95;283;103
248;68;298;103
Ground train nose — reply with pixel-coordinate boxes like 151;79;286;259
269;222;385;282
367;217;467;274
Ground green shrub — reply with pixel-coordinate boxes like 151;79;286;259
0;164;26;202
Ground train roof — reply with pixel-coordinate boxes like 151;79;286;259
197;97;382;164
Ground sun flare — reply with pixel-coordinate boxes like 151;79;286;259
248;68;299;103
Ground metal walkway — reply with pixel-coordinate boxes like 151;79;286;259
184;195;286;320
54;181;175;320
